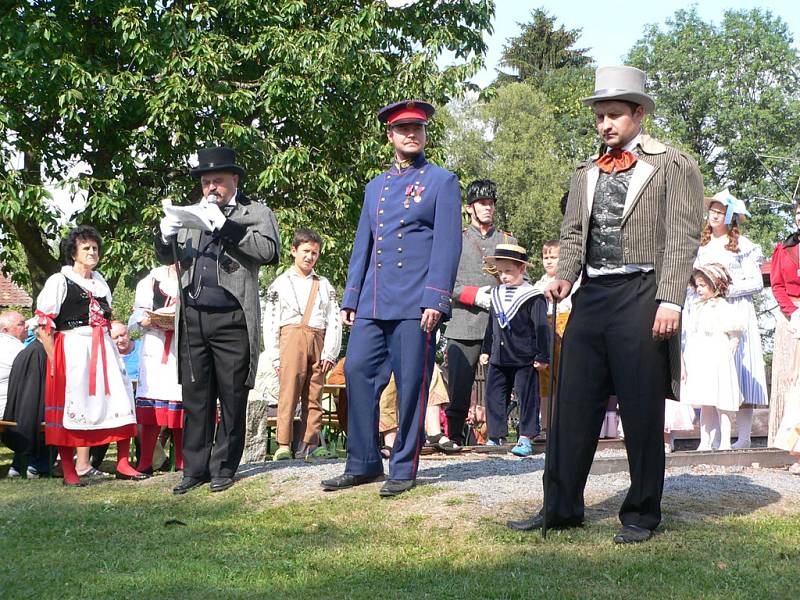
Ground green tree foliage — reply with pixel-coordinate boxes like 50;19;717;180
496;8;590;86
0;0;493;296
627;7;800;252
494;7;596;163
444;84;569;276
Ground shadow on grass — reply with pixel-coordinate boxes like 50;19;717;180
0;474;797;600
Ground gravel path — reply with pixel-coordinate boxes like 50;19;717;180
237;452;800;520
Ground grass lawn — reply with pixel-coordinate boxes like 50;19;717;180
1;461;799;600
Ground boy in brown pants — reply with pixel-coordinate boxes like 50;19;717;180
263;229;342;460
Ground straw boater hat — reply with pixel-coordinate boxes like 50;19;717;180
703;189;751;224
582;65;656;114
485;244;531;267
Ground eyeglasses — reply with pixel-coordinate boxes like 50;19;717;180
708;208;726;216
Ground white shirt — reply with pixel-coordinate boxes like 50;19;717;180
0;333;24;415
263;267;342;367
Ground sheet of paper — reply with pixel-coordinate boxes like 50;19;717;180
162;202;213;232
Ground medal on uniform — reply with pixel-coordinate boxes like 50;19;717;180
404;185;413;209
414;185;425;203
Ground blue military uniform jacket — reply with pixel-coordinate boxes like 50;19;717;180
342;153;462;320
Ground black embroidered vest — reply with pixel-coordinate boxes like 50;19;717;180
587;169;634;270
54;277;112;331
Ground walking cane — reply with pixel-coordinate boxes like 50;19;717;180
170;237;195;383
542;294;558;539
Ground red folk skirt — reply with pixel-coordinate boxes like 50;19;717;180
44;332;137;447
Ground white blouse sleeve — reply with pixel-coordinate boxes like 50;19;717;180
129;272;155;332
263;280;282;367
728;239;764;298
35;273;68;331
320;279;342;363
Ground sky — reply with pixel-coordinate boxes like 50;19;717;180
471;0;800;87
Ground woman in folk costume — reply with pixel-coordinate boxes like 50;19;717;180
771;202;800;474
686;190;769;448
36;226;145;486
128;264;184;473
681;264;746;450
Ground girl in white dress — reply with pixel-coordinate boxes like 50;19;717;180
680;264;745;450
687;190;768;448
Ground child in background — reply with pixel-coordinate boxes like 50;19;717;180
264;229;342;460
480;244;550;456
532;239;577;441
680;263;745;451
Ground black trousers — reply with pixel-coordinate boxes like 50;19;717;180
543;271;668;530
444;338;483;444
180;305;250;479
485;364;540;438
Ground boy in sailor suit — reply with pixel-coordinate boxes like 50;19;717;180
479;245;550;457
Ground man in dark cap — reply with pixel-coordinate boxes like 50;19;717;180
321;100;462;496
156;146;280;494
444;179;515;447
506;66;704;543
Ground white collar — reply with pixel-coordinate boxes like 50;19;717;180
491;282;541;329
621;132;642;153
61;266;112;299
289;266;317;280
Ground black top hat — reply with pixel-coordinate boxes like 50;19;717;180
190;146;245;178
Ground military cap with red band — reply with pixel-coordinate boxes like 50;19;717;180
377;100;436;125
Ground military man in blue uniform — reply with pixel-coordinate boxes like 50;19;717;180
321;100;462;497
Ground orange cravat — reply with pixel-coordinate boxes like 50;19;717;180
596;149;637;174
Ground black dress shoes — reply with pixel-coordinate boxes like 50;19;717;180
507;513;582;531
379;479;415;497
115;471;150;481
209;477;235;493
507;514;544;531
320;472;385;491
613;525;653;544
173;475;210;495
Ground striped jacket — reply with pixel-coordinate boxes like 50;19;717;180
557;134;705;397
558;134;704;306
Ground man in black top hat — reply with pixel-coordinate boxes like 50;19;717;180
156;146;280;494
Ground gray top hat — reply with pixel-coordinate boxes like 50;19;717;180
582;66;655;114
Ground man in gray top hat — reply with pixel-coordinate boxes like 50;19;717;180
444;180;515;446
507;66;704;543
